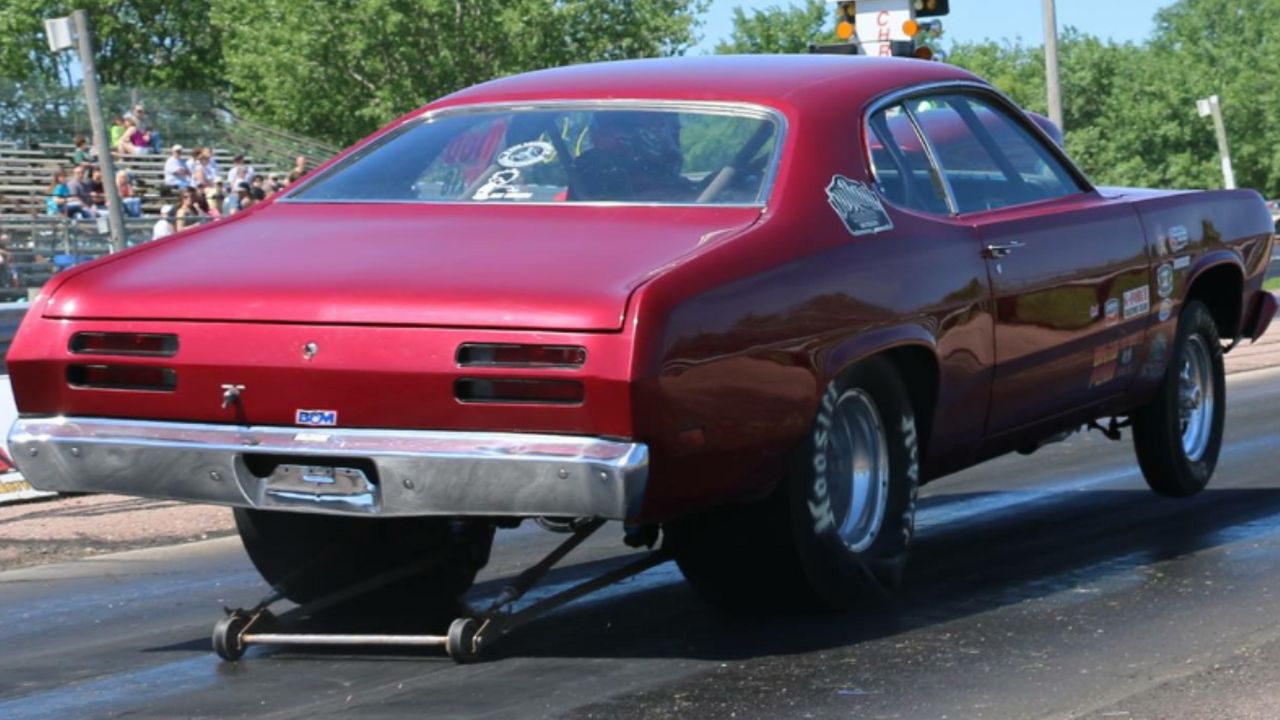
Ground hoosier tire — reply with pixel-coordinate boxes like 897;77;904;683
1132;300;1226;497
233;510;493;612
670;357;921;611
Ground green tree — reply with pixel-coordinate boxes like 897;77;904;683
211;0;708;145
714;0;832;54
0;0;223;90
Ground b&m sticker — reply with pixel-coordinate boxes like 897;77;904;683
296;409;338;427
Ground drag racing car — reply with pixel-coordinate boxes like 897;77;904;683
6;55;1276;660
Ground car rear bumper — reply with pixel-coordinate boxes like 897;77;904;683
8;416;649;520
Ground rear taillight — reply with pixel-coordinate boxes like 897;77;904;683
67;364;177;392
454;378;584;405
457;343;586;368
69;332;178;357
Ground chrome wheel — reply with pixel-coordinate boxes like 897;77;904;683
825;389;890;552
1178;335;1215;462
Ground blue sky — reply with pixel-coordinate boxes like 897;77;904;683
695;0;1175;52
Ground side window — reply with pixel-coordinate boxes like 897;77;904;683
910;94;1084;213
865;104;950;215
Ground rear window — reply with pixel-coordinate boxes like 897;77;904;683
289;104;782;206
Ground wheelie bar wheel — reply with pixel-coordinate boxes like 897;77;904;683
446;617;482;663
212;612;251;661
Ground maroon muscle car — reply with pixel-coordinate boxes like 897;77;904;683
6;56;1276;640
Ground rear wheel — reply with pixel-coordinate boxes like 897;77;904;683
233;509;493;612
669;358;920;610
1132;300;1226;497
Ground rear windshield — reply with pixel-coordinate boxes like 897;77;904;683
289;104;781;206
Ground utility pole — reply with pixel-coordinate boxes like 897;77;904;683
71;10;127;252
1042;0;1064;131
1197;95;1237;190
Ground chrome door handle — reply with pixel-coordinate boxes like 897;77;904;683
985;241;1025;259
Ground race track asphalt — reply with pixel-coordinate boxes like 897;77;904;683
2;367;1279;720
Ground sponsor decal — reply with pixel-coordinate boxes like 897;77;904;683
472;168;533;201
1157;264;1175;299
1093;341;1141;386
1123;286;1151;319
1089;304;1100;320
1168;225;1190;253
496;141;556;169
1139;332;1171;380
826;175;894;236
1158;299;1174;322
294;432;331;443
1105;298;1121;325
295;409;338;427
1173;255;1192;270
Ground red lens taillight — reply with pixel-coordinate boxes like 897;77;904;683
454;378;584;405
456;344;586;368
69;332;178;357
67;364;177;392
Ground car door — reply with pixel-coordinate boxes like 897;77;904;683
908;92;1150;438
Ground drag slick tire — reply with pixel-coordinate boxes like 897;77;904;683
669;357;921;611
234;509;493;612
1132;300;1226;497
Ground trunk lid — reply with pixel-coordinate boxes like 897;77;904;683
44;202;760;331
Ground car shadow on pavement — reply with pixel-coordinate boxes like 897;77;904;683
488;486;1280;661
142;486;1280;663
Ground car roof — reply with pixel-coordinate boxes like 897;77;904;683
437;55;986;114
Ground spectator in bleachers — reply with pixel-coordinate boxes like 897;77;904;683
153;204;175;239
67;166;97;217
204;187;223;219
199;147;219;187
46;171;72;216
127;118;153;155
223;182;249;216
115;170;143;218
190;147;210;188
188;185;211;215
72;136;92;165
225;153;254;192
176;187;206;230
263;174;280;195
109;117;126;154
88;169;108;212
249;174;267;203
288;155;307;183
164;145;191;190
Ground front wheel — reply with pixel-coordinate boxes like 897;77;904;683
670;357;921;610
1132;300;1226;497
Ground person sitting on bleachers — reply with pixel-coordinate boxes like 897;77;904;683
46;171;88;218
88;169;108;213
164;145;191;190
127;118;152;155
176;187;206;231
66;166;97;218
198;147;219;187
115;170;143;218
71;135;92;165
109;117;126;155
153;204;175;239
225;154;254;192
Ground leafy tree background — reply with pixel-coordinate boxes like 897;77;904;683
0;0;1277;197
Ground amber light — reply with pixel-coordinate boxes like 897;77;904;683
455;378;584;405
456;343;586;368
836;20;855;40
69;332;178;357
903;19;920;37
67;364;177;392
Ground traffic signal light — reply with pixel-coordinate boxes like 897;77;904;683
914;0;949;17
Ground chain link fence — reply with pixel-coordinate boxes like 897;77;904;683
0;216;211;302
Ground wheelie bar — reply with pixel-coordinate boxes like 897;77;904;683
212;519;670;663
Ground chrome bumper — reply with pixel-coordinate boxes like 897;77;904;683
8;417;649;520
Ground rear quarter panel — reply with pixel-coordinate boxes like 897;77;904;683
627;103;993;522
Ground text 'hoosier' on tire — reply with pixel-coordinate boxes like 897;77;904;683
669;356;921;611
1132;299;1227;498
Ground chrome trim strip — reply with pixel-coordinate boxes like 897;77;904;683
282;98;788;208
9;417;649;520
